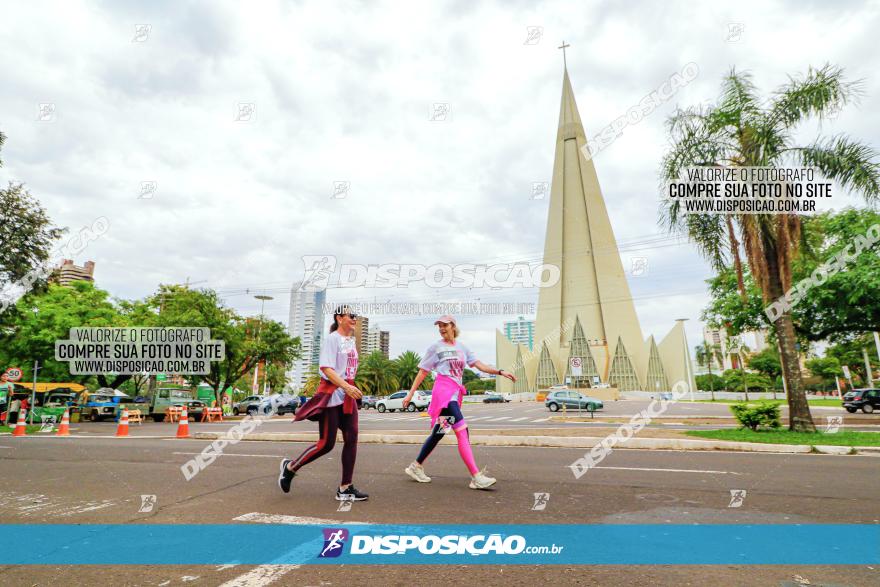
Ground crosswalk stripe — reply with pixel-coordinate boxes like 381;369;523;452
488;416;511;421
510;417;529;422
531;417;550;422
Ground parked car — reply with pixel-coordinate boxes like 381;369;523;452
233;395;266;416
361;396;378;410
257;394;298;416
545;390;604;412
843;388;879;413
376;390;431;413
482;392;510;403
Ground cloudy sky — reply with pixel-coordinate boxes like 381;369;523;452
2;0;878;364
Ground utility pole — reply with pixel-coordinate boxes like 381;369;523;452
28;360;39;425
863;348;875;387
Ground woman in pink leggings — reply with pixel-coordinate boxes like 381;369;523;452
403;315;516;489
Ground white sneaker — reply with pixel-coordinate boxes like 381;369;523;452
469;469;496;490
405;462;431;483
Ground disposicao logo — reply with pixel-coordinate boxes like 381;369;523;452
319;528;348;558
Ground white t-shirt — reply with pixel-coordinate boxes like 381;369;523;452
419;340;478;401
319;331;359;407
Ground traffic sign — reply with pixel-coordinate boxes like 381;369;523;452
5;367;23;382
569;357;582;377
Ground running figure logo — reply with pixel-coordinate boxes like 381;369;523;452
531;492;550;511
299;255;337;291
728;489;747;508
319;528;349;558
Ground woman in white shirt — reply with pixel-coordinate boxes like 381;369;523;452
278;306;368;501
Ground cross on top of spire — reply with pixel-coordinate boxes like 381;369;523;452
558;40;570;69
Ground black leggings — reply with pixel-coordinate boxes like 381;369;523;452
416;401;466;464
289;405;359;486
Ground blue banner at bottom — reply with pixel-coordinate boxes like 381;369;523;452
2;524;877;565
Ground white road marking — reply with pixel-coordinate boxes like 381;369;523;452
592;466;742;475
488;417;511;421
531;417;550;422
174;452;283;459
223;511;373;586
510;417;529;422
233;512;370;525
218;565;299;587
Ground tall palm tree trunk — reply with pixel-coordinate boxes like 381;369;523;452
765;245;816;432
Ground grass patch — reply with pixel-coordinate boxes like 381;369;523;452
686;428;880;447
688;399;842;407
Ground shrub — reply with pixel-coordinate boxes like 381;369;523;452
729;402;781;431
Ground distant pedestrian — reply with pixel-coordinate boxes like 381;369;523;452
0;372;12;424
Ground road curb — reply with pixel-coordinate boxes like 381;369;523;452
191;431;875;455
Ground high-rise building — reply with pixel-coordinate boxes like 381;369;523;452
52;259;95;285
701;327;772;371
354;316;370;356
496;64;695;396
504;316;535;351
287;282;326;390
364;326;391;358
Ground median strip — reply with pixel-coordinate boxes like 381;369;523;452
190;431;878;455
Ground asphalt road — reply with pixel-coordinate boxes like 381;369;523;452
1;432;878;586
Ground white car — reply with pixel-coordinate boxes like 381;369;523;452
376;390;431;413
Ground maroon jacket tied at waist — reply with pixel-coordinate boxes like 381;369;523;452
294;378;359;422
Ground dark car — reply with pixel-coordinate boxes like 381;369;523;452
482;393;507;403
361;396;378;410
257;394;298;416
843;388;879;413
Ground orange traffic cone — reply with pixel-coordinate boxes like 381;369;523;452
116;410;130;437
176;407;190;439
12;411;27;437
57;409;71;436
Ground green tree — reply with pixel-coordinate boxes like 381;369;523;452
826;334;877;386
747;347;782;380
805;356;841;388
301;365;321;397
0;182;65;316
355;351;399;396
722;369;772;394
703;209;880;344
151;285;300;404
694;341;722;399
696;373;724;392
0;282;122;385
393;350;424;390
661;65;880;431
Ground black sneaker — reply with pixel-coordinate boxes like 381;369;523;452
278;459;295;493
336;485;369;501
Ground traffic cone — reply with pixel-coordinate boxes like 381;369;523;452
176;407;190;439
56;409;71;436
116;410;130;437
12;411;27;437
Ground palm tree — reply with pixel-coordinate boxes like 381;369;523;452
355;351;400;397
661;65;880;432
694;341;721;401
393;350;423;390
301;365;321;397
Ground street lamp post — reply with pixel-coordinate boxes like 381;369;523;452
254;295;273;395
